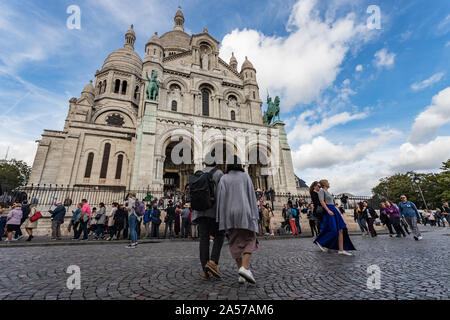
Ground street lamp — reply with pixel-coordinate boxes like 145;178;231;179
409;173;428;210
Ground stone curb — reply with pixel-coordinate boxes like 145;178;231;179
0;230;411;248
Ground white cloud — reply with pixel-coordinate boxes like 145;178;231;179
220;0;371;110
291;128;399;170
355;64;363;72
409;86;450;144
288;110;368;143
391;136;450;171
373;48;395;69
411;72;445;91
446;41;450;47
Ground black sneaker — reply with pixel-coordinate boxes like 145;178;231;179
413;236;418;241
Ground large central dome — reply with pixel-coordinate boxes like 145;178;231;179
102;47;143;75
159;30;191;52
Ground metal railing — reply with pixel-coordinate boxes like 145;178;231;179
1;185;376;210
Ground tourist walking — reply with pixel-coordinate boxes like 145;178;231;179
380;202;395;236
126;193;140;248
309;181;324;227
144;204;152;238
287;203;299;236
93;203;107;240
24;204;40;241
5;203;23;243
294;205;302;235
354;202;369;236
262;203;273;236
49;202;66;240
68;203;81;235
314;179;355;255
306;204;320;237
174;204;181;237
151;205;161;238
398;195;422;241
74;199;91;241
181;203;190;238
362;201;378;237
106;203;117;240
216;156;259;284
190;162;225;280
441;202;450;224
14;200;30;240
164;201;176;239
385;200;406;237
0;204;10;241
434;208;446;227
113;204;127;240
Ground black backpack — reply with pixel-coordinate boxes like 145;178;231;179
189;168;218;211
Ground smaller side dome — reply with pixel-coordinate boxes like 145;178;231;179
241;56;255;71
82;80;95;95
147;32;162;46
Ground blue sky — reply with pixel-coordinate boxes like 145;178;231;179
0;0;449;194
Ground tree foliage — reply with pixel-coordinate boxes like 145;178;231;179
0;159;31;190
372;159;450;209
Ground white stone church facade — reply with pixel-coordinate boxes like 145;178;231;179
29;9;298;194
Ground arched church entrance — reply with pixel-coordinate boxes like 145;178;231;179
248;145;271;191
163;140;195;195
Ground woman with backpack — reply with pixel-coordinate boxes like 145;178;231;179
216;156;259;284
151;205;161;238
287;203;299;236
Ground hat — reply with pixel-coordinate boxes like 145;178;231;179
184;203;190;208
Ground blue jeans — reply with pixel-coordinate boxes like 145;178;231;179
151;222;160;238
129;214;138;244
295;218;301;234
356;218;368;233
0;216;7;238
95;224;105;237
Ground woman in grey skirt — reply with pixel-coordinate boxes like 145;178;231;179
216;156;259;284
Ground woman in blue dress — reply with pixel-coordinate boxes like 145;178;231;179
314;179;355;256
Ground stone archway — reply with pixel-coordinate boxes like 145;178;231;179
163;140;195;195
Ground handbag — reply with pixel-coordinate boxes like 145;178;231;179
314;206;325;218
95;213;102;220
29;211;43;222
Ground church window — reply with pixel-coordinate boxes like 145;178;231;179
100;143;111;179
171;100;178;112
115;154;124;180
102;80;107;94
121;81;127;95
114;80;121;93
231;110;236;121
134;86;140;99
84;153;94;178
253;91;256;99
98;82;103;95
202;89;210;116
153;49;156;55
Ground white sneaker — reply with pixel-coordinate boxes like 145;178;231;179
238;267;256;284
238;276;245;284
418;236;423;240
338;250;352;256
315;242;326;252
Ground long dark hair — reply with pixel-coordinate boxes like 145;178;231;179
309;181;319;195
226;155;244;173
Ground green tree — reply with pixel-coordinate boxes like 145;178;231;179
436;159;450;202
372;158;450;209
0;159;31;190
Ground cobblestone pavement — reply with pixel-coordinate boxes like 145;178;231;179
0;227;448;300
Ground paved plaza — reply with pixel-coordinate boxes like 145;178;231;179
0;227;448;300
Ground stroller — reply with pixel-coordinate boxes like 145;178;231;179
277;220;292;235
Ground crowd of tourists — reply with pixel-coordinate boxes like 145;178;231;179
2;166;449;284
